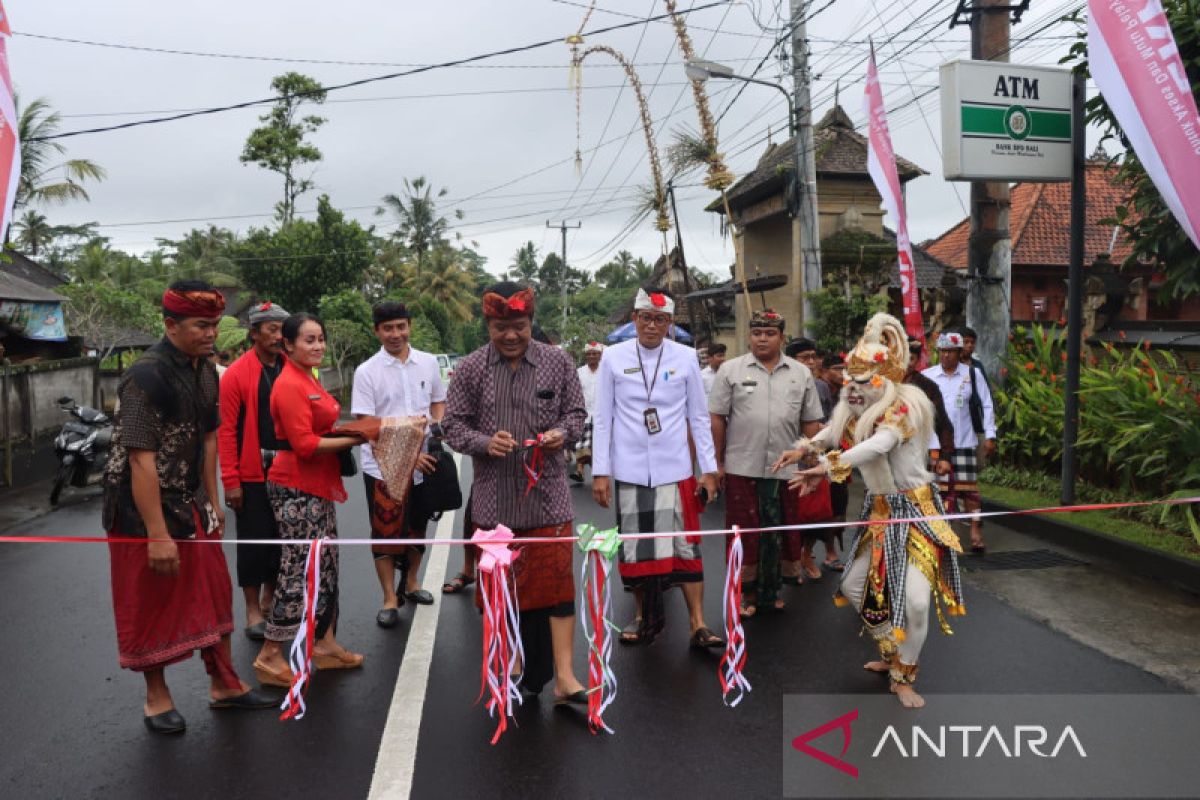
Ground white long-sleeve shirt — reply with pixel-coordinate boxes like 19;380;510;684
577;363;600;419
592;338;718;487
920;362;996;448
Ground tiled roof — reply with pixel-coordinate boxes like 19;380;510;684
923;160;1137;270
712;104;925;212
881;228;961;290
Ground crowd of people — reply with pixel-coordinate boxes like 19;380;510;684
101;277;997;734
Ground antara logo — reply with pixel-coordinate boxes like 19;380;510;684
993;75;1040;99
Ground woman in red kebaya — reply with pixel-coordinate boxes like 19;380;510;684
253;313;366;686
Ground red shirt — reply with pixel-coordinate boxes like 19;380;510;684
218;349;280;490
267;358;346;502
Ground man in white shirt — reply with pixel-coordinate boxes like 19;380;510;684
700;342;726;397
570;341;604;483
920;332;997;553
352;301;447;629
592;288;723;649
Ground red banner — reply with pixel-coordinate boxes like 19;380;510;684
863;45;926;353
0;1;18;243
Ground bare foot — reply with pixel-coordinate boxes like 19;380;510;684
554;676;586;698
210;680;253;702
863;660;890;674
891;683;925;708
144;695;176;716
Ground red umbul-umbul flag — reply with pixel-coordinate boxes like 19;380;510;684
0;1;19;243
863;44;926;353
1088;0;1200;249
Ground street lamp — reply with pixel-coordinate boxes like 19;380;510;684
685;59;795;134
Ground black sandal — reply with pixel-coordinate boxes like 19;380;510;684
619;619;644;645
442;573;475;594
689;627;725;649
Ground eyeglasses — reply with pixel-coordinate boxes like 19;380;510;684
636;313;672;327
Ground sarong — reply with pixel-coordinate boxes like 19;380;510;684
364;473;428;559
265;483;339;642
107;510;240;690
574;421;593;463
473;521;576;694
938;447;982;513
234;481;280;587
723;474;805;605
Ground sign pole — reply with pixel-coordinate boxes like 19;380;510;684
1060;70;1087;507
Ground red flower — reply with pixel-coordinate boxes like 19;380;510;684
1142;340;1151;351
259;301;272;311
1057;317;1067;327
1000;367;1009;377
507;297;527;312
649;292;667;308
873;352;886;363
1060;352;1067;362
897;404;908;414
1025;362;1035;371
1118;330;1127;340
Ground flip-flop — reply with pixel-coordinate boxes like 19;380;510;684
739;605;757;619
618;619;644;645
208;688;279;710
441;573;475;594
554;689;589;707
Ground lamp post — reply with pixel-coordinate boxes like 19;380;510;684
685;59;796;135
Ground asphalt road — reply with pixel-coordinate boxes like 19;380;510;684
0;463;1184;800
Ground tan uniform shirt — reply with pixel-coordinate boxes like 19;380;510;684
708;353;824;479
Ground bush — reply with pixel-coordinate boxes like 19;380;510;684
994;325;1200;535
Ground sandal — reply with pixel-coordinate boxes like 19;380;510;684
739;604;757;619
442;573;475;594
619;618;644;645
824;559;845;572
689;627;725;649
314;649;364;670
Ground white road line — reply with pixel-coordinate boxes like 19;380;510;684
368;453;461;800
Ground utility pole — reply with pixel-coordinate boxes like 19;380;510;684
791;0;822;338
546;220;581;338
961;0;1021;380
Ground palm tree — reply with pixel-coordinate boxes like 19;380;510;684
14;95;106;212
158;226;242;287
595;249;636;289
407;247;475;322
12;210;54;255
509;241;539;285
376;177;462;277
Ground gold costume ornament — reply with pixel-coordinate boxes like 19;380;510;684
845;313;909;384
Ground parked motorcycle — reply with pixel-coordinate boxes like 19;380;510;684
50;396;113;506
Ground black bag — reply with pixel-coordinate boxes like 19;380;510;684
967;364;986;435
411;439;462;521
337;447;358;477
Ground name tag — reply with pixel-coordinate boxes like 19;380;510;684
623;367;642;375
307;394;322;401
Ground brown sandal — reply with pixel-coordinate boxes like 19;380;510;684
442;573;475;594
314;649;364;670
689;627;725;649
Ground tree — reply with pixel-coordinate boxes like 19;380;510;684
509;241;540;285
595;249;637;289
12;211;54;255
236;195;374;312
13;95;106;218
377;176;462;277
59;283;160;362
324;318;375;391
1063;1;1200;297
240;72;327;225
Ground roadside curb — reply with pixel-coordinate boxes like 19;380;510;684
983;498;1200;596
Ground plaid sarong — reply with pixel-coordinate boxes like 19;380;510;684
839;485;964;635
938;448;978;491
615;476;703;586
574;421;593;460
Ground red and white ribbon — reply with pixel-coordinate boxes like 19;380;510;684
472;525;524;745
280;536;326;721
578;544;618;734
719;527;751;707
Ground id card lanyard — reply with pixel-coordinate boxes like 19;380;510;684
636;343;665;434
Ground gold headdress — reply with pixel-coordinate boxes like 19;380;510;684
845;313;908;384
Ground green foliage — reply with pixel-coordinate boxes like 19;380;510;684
994;324;1200;535
59;283;161;361
809;288;889;353
240;72;327;224
323;317;375;390
236;196;374;313
377;176;462;275
14;94;106;212
318;288;373;330
1062;1;1200;297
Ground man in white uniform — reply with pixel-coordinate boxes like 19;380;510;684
920;332;996;553
352;301;446;629
570;341;604;483
592;288;723;649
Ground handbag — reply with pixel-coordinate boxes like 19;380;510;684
411;439;462;520
967;364;986;435
337;448;358;477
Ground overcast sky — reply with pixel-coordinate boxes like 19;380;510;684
10;0;1095;281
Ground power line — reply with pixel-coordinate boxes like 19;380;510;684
32;0;733;142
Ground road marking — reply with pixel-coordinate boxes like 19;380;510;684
368;454;461;800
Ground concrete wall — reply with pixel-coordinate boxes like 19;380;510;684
1;358;98;441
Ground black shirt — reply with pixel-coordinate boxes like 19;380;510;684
102;337;220;539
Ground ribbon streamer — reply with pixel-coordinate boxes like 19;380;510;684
577;524;621;735
280;537;326;721
472;525;524;744
719;527;751;707
521;434;544;497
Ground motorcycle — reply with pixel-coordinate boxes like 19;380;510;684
50;395;113;506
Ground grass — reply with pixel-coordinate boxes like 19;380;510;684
980;481;1200;564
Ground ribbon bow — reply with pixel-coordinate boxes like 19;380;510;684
471;525;524;744
576;524;621;734
521;434;544;497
